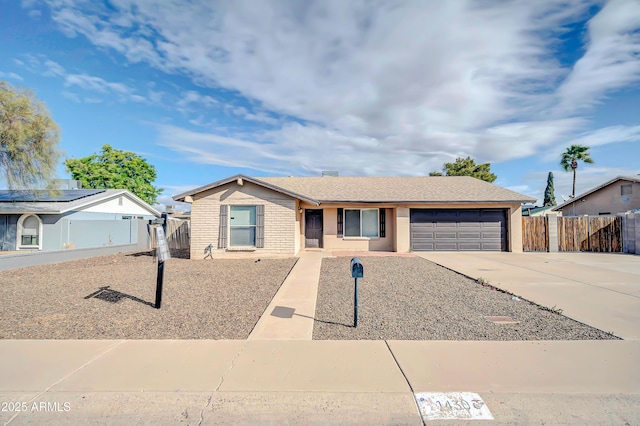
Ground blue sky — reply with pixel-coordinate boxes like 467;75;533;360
1;0;639;211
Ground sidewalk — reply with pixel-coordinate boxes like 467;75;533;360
1;339;639;425
248;251;330;340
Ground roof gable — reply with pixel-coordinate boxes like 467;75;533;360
553;176;640;211
172;174;320;204
0;189;161;216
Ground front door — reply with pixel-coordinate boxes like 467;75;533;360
304;209;323;248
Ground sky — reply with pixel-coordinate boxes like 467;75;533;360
1;0;639;211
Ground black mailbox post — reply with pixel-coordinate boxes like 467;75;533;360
350;257;363;327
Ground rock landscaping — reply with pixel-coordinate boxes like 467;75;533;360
312;256;619;341
0;251;297;339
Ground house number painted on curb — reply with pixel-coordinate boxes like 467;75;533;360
414;392;493;421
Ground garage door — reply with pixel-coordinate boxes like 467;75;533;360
410;209;507;251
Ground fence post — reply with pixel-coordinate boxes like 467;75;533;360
635;213;640;255
547;213;559;253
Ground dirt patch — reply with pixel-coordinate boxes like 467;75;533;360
0;251;297;339
313;257;619;340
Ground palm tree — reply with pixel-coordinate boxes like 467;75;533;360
560;145;594;197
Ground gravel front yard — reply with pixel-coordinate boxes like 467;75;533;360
0;252;297;339
313;256;618;340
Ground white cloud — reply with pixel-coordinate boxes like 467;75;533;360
43;59;65;76
541;124;640;161
15;54;155;104
61;90;81;103
554;0;640;114
40;0;640;175
0;71;24;81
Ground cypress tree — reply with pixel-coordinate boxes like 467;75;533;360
543;172;556;206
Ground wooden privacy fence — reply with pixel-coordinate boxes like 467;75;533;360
522;216;548;252
149;219;190;251
523;216;622;252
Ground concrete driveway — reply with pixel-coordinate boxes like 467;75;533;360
415;252;640;340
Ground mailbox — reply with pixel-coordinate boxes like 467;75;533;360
350;257;363;278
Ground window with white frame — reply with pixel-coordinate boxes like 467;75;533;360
229;205;256;246
344;208;379;238
18;214;42;248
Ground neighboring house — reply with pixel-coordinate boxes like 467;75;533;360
522;205;561;217
553;176;640;217
0;189;160;251
173;174;536;258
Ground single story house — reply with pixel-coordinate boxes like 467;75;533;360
173;174;536;258
0;189;160;251
553;176;640;216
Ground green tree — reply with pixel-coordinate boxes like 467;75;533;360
0;81;61;189
65;144;162;204
560;144;594;197
429;156;497;182
543;171;556;206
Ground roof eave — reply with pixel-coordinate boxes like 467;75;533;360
0;209;61;214
314;199;535;205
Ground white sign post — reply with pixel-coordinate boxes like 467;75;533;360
154;226;170;309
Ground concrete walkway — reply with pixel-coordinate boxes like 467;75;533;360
416;252;640;340
248;251;330;340
1;339;638;425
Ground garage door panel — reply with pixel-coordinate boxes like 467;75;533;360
410;209;507;252
411;211;435;221
413;242;436;250
458;242;483;250
434;242;459;250
458;211;481;220
458;221;482;227
480;222;502;228
434;221;456;228
459;232;481;239
412;232;434;239
481;242;502;250
434;211;456;219
411;222;436;230
481;231;502;238
435;232;458;239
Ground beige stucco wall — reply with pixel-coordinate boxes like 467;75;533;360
560;181;640;216
319;207;394;251
396;207;410;252
189;181;296;259
508;204;523;253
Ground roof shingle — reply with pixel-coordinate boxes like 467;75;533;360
257;176;534;203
